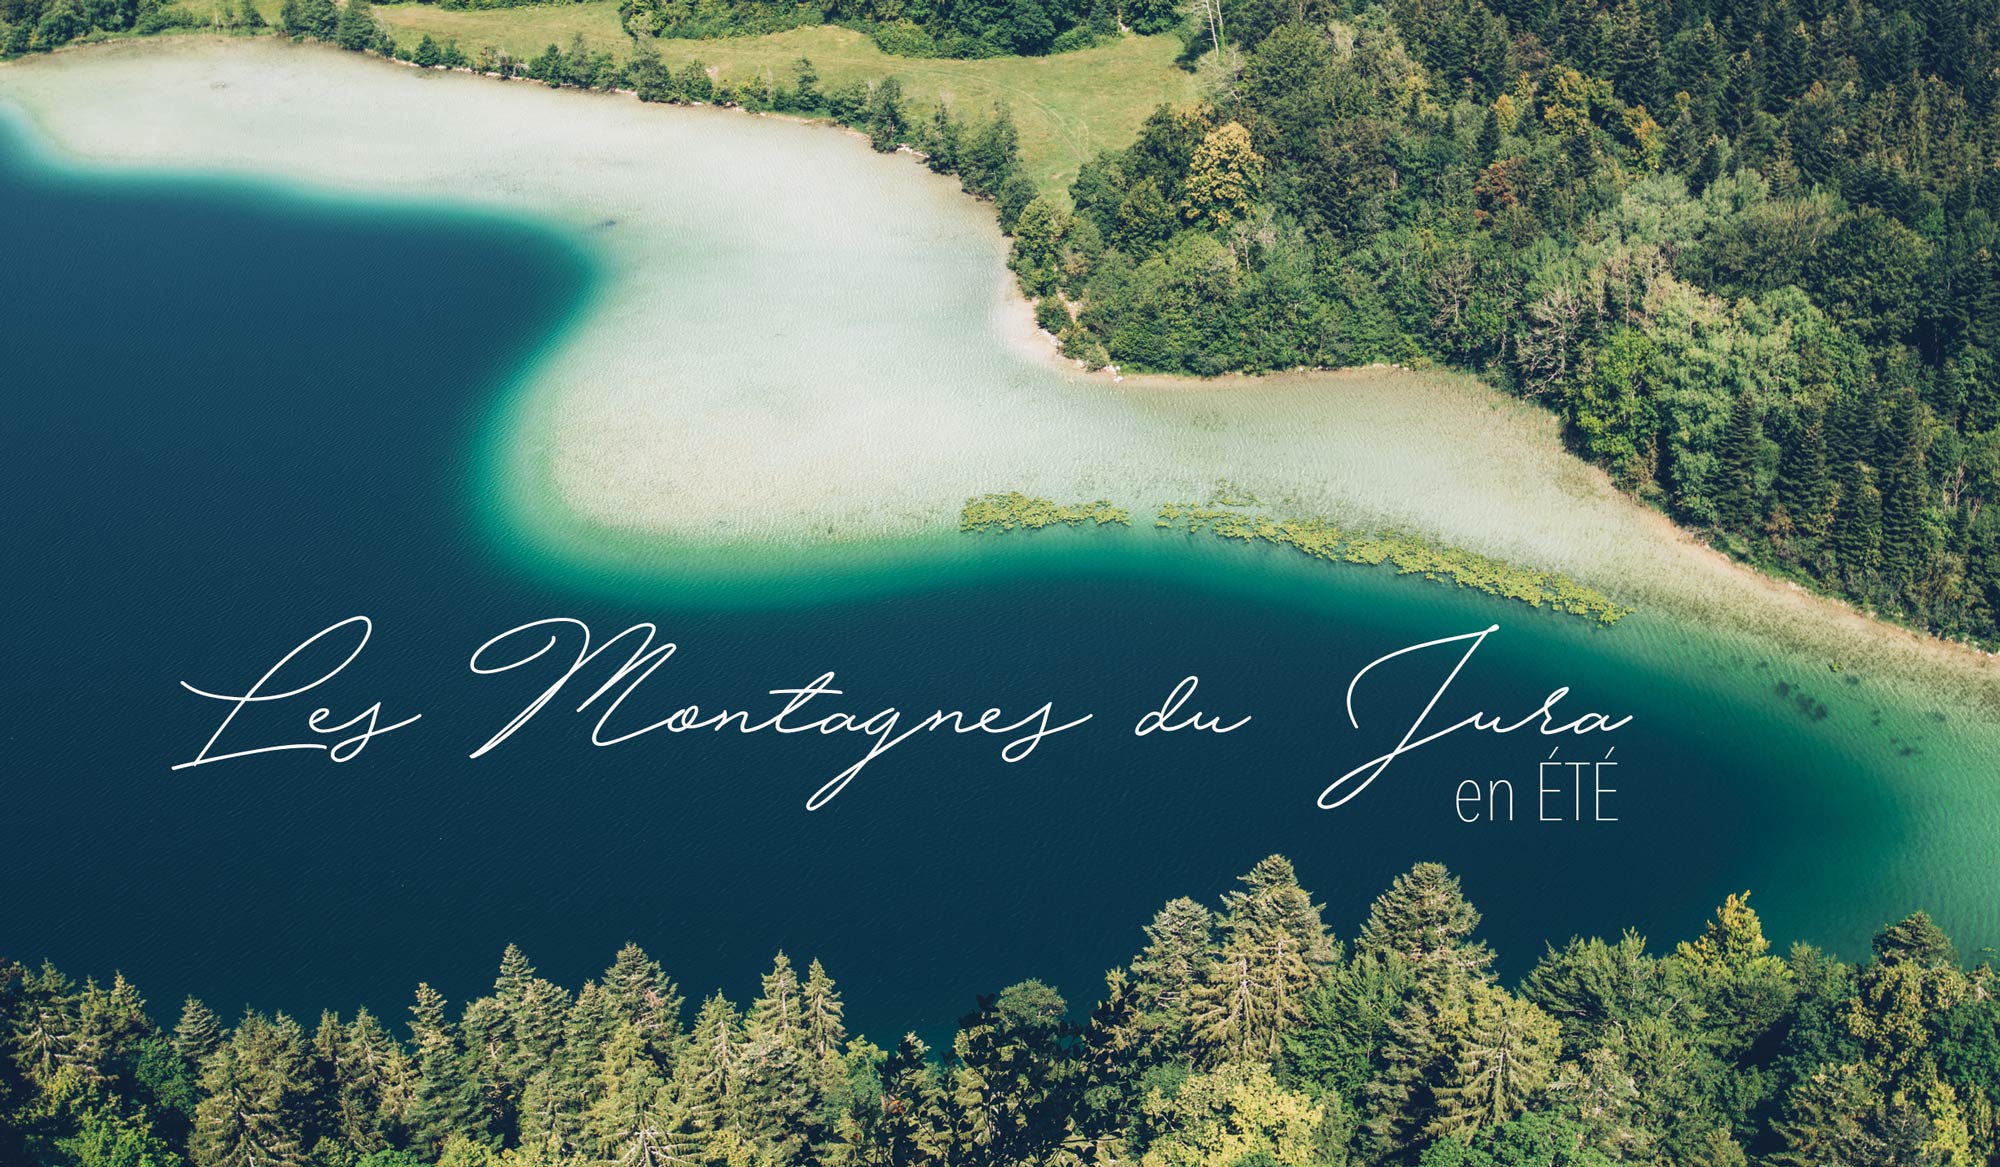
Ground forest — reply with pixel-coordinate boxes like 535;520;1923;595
6;857;2000;1166
1002;0;2000;648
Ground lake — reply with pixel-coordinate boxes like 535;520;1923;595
2;42;1997;1040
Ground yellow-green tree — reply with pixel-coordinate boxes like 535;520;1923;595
1138;1062;1333;1167
1179;123;1264;231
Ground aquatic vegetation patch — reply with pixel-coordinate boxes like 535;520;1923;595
1156;501;1633;626
960;492;1131;532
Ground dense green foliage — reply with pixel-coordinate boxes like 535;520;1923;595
8;859;2000;1166
0;0;205;55
610;0;1171;60
1012;0;2000;646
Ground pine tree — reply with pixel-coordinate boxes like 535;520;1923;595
1190;858;1337;1064
737;1026;815;1163
294;0;335;39
1131;897;1214;1053
175;998;226;1067
405;984;485;1154
1777;414;1832;544
191;1013;312;1167
1426;984;1558;1140
1719;389;1764;532
924;104;961;175
1474;106;1502;166
602;944;684;1068
678;993;741;1135
801;960;846;1064
323;1008;412;1153
1356;862;1493;984
866;77;906;153
1833;462;1883;580
70;973;152;1084
11;962;80;1086
586;1026;696;1167
1361;982;1456;1161
1878;393;1928;593
333;0;375;50
746;953;803;1053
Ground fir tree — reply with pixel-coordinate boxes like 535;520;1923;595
1130;896;1214;1045
801;960;846;1064
602;943;684;1068
174;999;225;1068
1356;862;1492;984
924;104;961;175
1426;983;1559;1140
293;0;335;39
1718;388;1764;532
11;962;79;1086
191;1013;312;1167
1474;106;1502;166
585;1026;694;1167
678;993;741;1134
404;984;485;1155
332;0;375;50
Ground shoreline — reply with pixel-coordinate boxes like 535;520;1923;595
2;38;1995;726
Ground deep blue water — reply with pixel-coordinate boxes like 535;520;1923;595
0;117;1950;1041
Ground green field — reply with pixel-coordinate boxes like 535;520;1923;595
211;6;1196;191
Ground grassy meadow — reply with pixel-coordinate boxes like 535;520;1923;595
199;5;1197;190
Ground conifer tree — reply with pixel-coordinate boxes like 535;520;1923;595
10;962;79;1086
332;0;375;50
925;104;961;175
1719;389;1764;531
1426;983;1559;1140
175;998;226;1068
586;1026;695;1167
191;1013;312;1167
1475;106;1502;166
322;1008;412;1154
602;943;684;1068
801;959;846;1064
293;0;334;39
677;993;741;1135
746;953;803;1053
405;984;485;1154
1130;896;1214;1054
1833;463;1884;579
1356;862;1493;983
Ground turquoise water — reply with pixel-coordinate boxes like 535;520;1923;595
1;106;1994;1046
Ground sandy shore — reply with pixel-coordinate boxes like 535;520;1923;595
3;37;1995;721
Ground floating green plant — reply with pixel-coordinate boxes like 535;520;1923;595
1156;501;1632;625
961;490;1628;624
960;492;1132;532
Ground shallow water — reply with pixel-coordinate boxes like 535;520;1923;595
1;42;1997;1037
